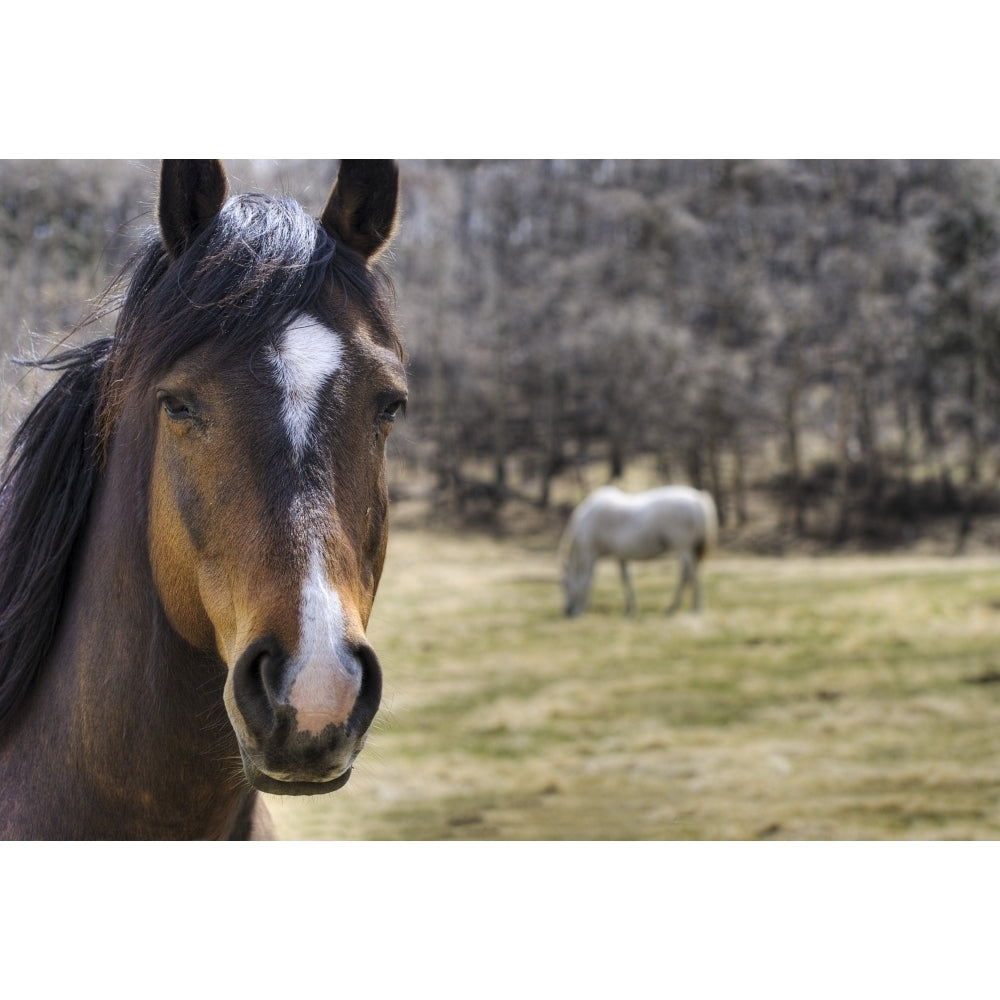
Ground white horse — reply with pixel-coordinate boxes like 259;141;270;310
560;485;718;617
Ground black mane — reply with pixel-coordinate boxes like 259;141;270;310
0;340;108;728
0;188;399;731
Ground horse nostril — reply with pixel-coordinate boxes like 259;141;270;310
351;642;383;732
233;637;284;735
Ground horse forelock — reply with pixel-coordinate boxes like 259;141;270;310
96;190;401;454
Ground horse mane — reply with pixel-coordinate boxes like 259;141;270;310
0;186;400;731
558;485;619;564
557;503;582;567
0;339;109;729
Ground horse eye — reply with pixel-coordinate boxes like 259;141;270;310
156;390;194;421
379;398;406;424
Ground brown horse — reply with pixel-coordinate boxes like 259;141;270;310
0;160;407;838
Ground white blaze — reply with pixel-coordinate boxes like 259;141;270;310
268;316;344;460
287;544;362;736
269;316;360;737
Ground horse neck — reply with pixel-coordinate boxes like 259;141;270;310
564;530;595;592
25;431;252;838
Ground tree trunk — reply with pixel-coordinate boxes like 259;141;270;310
784;382;806;536
834;374;852;544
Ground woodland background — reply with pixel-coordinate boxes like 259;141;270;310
4;158;1000;553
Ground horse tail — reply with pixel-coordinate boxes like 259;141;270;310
695;490;718;563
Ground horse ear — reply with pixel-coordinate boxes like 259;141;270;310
320;160;399;263
158;160;229;260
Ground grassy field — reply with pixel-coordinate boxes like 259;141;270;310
266;528;1000;840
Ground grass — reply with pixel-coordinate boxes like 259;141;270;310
265;529;1000;840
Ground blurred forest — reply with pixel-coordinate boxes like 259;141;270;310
4;159;1000;552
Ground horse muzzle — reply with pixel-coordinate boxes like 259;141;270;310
226;636;383;795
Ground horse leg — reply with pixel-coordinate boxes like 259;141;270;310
666;554;693;614
619;559;636;616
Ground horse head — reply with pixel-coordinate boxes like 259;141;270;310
127;160;405;795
